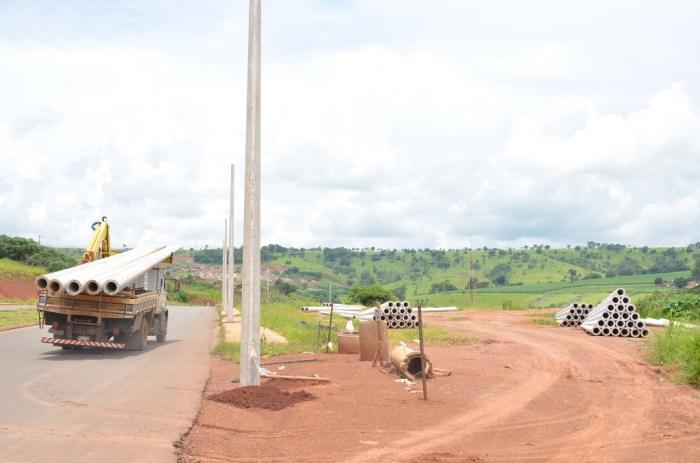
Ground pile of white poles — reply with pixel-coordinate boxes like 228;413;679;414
555;288;650;338
555;302;594;327
35;245;181;297
298;302;458;329
374;301;417;329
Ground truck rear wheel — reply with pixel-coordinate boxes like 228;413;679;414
125;319;149;351
155;314;167;343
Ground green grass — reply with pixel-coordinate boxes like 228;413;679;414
526;312;559;326
387;326;474;346
0;309;39;329
0;258;45;278
647;324;700;387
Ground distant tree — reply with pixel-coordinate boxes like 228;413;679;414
394;284;407;300
654;277;664;285
347;285;395;306
493;275;508;286
673;277;690;289
274;279;297;295
583;273;602;280
692;254;700;280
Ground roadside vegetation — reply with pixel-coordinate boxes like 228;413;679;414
0;308;39;329
639;287;700;387
0;235;77;272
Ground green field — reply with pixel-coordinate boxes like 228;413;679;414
0;258;45;279
0;309;39;329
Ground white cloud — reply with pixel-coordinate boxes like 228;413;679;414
0;1;699;250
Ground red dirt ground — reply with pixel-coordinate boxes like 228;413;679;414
0;277;36;300
177;310;700;463
209;384;316;411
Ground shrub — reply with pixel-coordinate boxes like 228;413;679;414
347;284;395;306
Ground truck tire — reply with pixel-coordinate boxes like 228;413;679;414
125;319;149;351
155;314;167;343
137;319;149;351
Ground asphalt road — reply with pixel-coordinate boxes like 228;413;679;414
0;306;215;463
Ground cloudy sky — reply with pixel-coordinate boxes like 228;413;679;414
1;0;699;250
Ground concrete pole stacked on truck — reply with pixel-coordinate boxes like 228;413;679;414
227;164;235;322
240;0;262;387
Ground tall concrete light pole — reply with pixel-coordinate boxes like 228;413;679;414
240;0;262;387
227;164;235;323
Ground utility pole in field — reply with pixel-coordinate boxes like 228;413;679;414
240;0;262;387
222;219;228;313
227;164;235;322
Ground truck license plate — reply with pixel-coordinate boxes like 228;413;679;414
77;336;90;341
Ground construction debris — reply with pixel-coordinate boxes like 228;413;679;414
572;288;649;337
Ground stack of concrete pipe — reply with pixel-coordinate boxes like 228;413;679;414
555;302;594;327
374;301;417;329
580;288;649;337
35;245;181;297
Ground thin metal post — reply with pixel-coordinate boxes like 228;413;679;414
325;303;334;353
417;304;428;400
227;164;235;322
240;0;262;387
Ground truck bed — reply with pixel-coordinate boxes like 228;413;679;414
38;289;159;319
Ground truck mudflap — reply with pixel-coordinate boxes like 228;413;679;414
41;337;126;349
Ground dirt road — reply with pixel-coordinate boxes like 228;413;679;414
0;306;215;463
180;310;700;462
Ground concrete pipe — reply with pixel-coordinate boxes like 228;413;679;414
631;329;640;337
622;296;630;304
561;320;568;327
631;313;639;320
616;320;625;327
391;307;399;315
390;345;432;379
602;312;610;319
588;304;594;309
592;327;601;335
612;312;620;319
402;301;411;309
636;321;645;329
611;328;620;336
606;320;615;327
389;320;399;329
621;328;629;337
596;320;605;327
411;315;417;321
621;312;630;320
398;308;406;315
398;320;406;328
616;304;626;311
602;328;611;336
627;304;636;313
572;303;579;308
627;320;635;328
383;308;391;315
641;329;649;337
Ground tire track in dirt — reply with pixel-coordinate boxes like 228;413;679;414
348;315;700;463
345;320;576;463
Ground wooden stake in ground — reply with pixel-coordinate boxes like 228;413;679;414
417;304;428;400
226;164;235;323
372;302;382;367
325;302;335;353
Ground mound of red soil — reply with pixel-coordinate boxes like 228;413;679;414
208;384;316;411
0;277;36;300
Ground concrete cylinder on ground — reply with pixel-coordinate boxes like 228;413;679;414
359;321;388;361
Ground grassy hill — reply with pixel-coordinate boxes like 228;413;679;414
183;243;699;308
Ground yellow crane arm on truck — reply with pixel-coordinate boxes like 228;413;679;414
81;217;114;263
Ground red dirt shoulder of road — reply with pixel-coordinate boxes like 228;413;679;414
178;311;700;463
0;277;36;301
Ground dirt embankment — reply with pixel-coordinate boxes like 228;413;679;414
0;277;36;301
178;311;700;463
